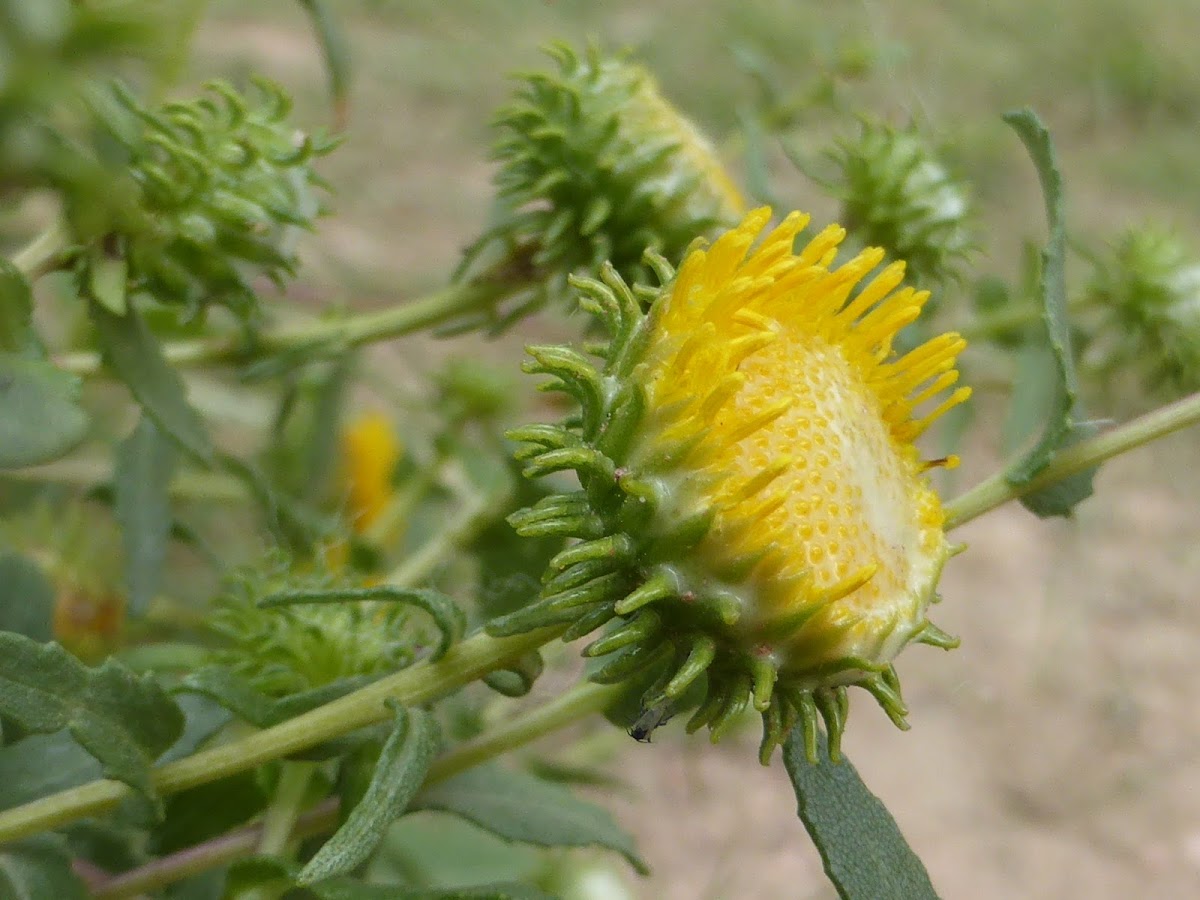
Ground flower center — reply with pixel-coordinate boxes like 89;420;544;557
716;332;945;621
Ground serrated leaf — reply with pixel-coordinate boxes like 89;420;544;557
783;727;938;900
89;301;213;463
0;633;184;813
0;836;89;900
1000;109;1095;517
115;416;177;617
0;552;55;641
414;764;648;875
299;706;438;884
0;353;88;468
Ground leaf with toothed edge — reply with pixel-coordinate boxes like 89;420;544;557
0;633;184;815
1000;110;1096;517
785;726;939;900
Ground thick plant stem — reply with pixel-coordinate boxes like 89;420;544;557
0;626;564;844
945;389;1200;529
85;680;621;899
54;277;522;376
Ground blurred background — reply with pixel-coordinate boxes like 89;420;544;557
70;1;1200;896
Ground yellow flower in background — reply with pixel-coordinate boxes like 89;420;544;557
340;413;401;532
499;207;970;761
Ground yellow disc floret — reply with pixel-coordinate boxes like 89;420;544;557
496;208;970;762
637;209;968;672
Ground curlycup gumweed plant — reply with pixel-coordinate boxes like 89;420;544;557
496;207;969;761
2;8;1200;900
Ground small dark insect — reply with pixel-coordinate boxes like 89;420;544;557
629;701;677;742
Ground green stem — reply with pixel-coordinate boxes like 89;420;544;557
10;223;73;281
90;798;340;900
53;278;522;376
5;457;248;503
944;389;1200;529
257;762;317;857
957;304;1041;342
425;680;621;785
385;483;513;588
86;680;620;899
0;626;564;845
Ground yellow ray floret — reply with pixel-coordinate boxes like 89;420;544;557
634;208;971;670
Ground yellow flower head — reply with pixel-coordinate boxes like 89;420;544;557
340;413;401;532
497;208;970;762
636;208;969;669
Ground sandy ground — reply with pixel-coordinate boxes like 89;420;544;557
600;434;1200;899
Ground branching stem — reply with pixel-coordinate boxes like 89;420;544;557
85;680;620;899
0;626;564;844
945;389;1200;529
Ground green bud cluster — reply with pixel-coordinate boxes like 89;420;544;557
473;43;744;298
209;558;463;698
1079;225;1200;395
81;79;335;320
830;122;973;288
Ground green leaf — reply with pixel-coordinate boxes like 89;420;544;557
1000;109;1095;517
0;633;184;813
0;354;88;468
0;732;99;811
297;0;352;127
312;882;556;900
471;474;565;622
88;251;129;315
299;706;439;884
229;857;553;900
783;727;938;900
115;416;177;617
157;693;234;765
0;262;38;355
414;764;648;875
155;771;268;854
89;301;213;463
0;553;55;640
0;836;89;900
